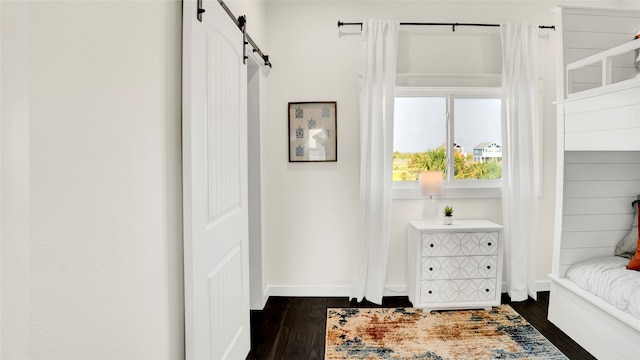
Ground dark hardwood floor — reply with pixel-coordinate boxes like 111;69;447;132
247;292;596;360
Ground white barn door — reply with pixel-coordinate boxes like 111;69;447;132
182;0;250;359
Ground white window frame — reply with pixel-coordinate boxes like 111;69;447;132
393;86;503;199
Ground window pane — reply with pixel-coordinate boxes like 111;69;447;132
393;97;446;181
453;98;502;179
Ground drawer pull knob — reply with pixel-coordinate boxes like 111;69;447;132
487;266;491;269
430;244;434;248
429;267;433;271
428;290;432;294
485;289;490;292
487;242;492;246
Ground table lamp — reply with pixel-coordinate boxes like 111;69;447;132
419;170;443;220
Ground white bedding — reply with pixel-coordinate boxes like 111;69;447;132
566;256;640;319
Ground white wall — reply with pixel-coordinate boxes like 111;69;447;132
27;1;183;359
1;1;31;358
263;0;571;297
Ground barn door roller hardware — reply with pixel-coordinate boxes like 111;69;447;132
196;0;272;68
238;15;248;64
196;0;205;22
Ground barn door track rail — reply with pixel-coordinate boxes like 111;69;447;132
197;0;272;68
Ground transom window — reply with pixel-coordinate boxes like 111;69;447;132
393;87;502;187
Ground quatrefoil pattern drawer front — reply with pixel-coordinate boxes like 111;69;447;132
420;279;497;303
421;232;498;257
421;256;497;280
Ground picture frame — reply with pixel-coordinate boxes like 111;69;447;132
288;101;337;162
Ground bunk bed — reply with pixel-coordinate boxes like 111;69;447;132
548;8;640;360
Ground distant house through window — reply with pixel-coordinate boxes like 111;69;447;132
393;87;502;185
473;142;502;163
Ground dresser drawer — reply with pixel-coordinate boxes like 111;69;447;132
420;279;497;303
421;232;499;257
421;255;498;280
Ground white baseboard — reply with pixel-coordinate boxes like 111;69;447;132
383;285;408;297
263;284;409;306
536;279;551;292
265;284;352;298
501;279;552;295
250;291;269;311
266;284;410;298
262;280;551;305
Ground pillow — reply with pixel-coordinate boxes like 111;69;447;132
615;199;639;259
626;237;640;271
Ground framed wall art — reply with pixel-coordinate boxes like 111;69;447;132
288;101;337;162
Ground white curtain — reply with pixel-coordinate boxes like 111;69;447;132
351;19;399;304
500;22;540;302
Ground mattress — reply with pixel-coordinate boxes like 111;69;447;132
566;256;640;319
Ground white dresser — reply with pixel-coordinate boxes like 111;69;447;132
407;219;504;312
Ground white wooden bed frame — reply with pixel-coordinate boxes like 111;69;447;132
549;8;640;359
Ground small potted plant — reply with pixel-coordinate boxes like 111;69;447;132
443;205;454;225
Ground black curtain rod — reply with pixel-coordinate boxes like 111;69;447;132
338;21;555;32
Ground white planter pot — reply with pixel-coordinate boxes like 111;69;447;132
443;216;453;225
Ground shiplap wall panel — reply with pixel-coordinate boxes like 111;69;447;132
568;67;638;90
562;231;627;249
565;88;640;114
564;163;640;181
562;8;640;95
563;214;632;232
563;12;640;33
560;247;616;265
564;85;640;151
564;48;604;64
566;151;640;163
563;31;637;50
564;180;640;198
569;83;600;93
563;197;631;215
565;130;640;151
559;151;640;276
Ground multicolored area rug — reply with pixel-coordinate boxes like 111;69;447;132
325;305;568;359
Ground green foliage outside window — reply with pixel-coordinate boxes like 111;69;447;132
393;148;502;181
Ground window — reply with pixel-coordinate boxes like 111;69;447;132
393;87;502;191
